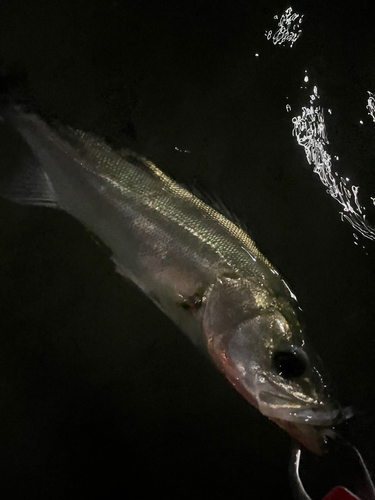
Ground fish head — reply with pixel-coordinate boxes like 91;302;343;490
202;275;343;453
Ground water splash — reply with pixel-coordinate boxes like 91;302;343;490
265;7;304;48
292;86;375;241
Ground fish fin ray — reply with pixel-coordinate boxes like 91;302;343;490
181;181;249;233
0;156;58;207
110;255;132;280
0;110;59;207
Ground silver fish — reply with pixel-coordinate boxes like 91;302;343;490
1;106;343;453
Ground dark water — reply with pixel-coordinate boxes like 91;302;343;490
0;1;374;498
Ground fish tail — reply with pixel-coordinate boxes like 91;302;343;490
0;106;59;207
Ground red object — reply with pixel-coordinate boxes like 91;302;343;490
322;486;361;500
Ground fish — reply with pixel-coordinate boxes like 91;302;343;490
0;104;345;454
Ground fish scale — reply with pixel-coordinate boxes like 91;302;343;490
1;105;344;454
60;127;277;280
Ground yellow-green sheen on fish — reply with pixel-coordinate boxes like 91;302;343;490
2;106;344;453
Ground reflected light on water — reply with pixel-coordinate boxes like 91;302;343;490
292;86;375;241
366;91;375;121
174;146;191;153
265;7;304;48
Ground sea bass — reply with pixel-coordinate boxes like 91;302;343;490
1;106;342;453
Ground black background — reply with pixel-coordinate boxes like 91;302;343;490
0;1;375;498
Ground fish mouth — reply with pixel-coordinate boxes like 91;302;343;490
256;389;333;454
254;373;341;427
272;417;327;454
255;385;351;454
256;391;341;426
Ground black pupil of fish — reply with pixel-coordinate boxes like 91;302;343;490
272;351;306;379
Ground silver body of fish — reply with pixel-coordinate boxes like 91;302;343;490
2;106;342;453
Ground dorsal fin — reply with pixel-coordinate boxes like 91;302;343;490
181;181;248;232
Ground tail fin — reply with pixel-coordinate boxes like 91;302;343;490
0;105;59;207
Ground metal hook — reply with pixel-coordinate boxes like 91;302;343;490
289;440;375;500
289;445;312;500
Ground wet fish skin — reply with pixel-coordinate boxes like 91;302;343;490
2;106;341;453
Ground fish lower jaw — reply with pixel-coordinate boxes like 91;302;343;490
269;416;326;454
212;365;329;454
257;401;339;426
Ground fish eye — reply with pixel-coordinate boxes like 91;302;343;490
272;350;307;379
